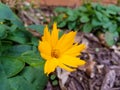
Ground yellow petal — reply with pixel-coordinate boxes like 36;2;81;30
38;41;51;60
42;25;51;43
64;44;86;57
58;63;75;72
40;53;51;60
51;22;58;48
59;55;86;68
56;31;76;53
44;58;58;75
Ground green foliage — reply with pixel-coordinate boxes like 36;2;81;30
52;80;58;86
0;3;47;90
27;24;44;35
53;3;120;46
0;3;24;28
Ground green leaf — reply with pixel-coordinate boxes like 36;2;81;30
91;18;101;27
27;25;44;35
3;45;32;56
18;51;45;67
79;6;87;12
107;4;120;13
58;21;67;28
18;66;48;90
106;9;116;15
31;37;39;46
10;24;17;32
54;7;67;12
50;74;56;80
59;30;64;38
66;8;73;16
0;3;24;28
67;15;77;21
0;64;13;90
0;24;7;39
117;27;120;33
108;23;117;32
0;41;12;53
52;80;58;86
80;15;89;23
0;52;47;90
68;22;76;30
54;14;66;22
0;64;48;90
102;22;112;29
17;51;45;73
6;30;30;44
0;56;25;78
83;23;92;33
95;11;103;21
105;31;115;46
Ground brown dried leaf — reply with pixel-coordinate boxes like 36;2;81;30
101;70;116;90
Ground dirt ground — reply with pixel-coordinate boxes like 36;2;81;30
18;4;120;90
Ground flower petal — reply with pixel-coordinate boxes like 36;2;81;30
64;44;86;57
56;31;76;53
58;63;75;72
51;22;58;48
38;41;51;60
59;55;86;68
42;25;51;43
44;58;58;75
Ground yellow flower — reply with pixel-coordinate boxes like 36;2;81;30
38;23;86;75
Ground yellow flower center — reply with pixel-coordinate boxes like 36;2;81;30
51;49;60;58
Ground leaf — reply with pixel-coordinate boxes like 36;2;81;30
102;22;112;29
68;22;76;30
83;23;92;33
50;74;56;80
117;27;120;33
80;15;89;23
9;76;36;90
107;4;120;13
54;14;66;22
0;3;24;28
0;56;25;78
59;30;64;38
3;45;32;56
0;64;48;90
31;37;39;46
66;8;73;16
0;64;12;90
10;24;18;32
67;15;77;21
108;23;117;32
91;18;102;27
105;32;115;46
6;30;30;44
54;7;67;13
0;41;12;53
52;80;58;86
0;24;7;39
27;24;44;35
106;9;116;15
20;66;47;89
17;51;45;67
58;21;67;28
79;6;87;12
95;11;103;21
0;51;48;90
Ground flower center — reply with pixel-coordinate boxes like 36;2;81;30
51;49;60;58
